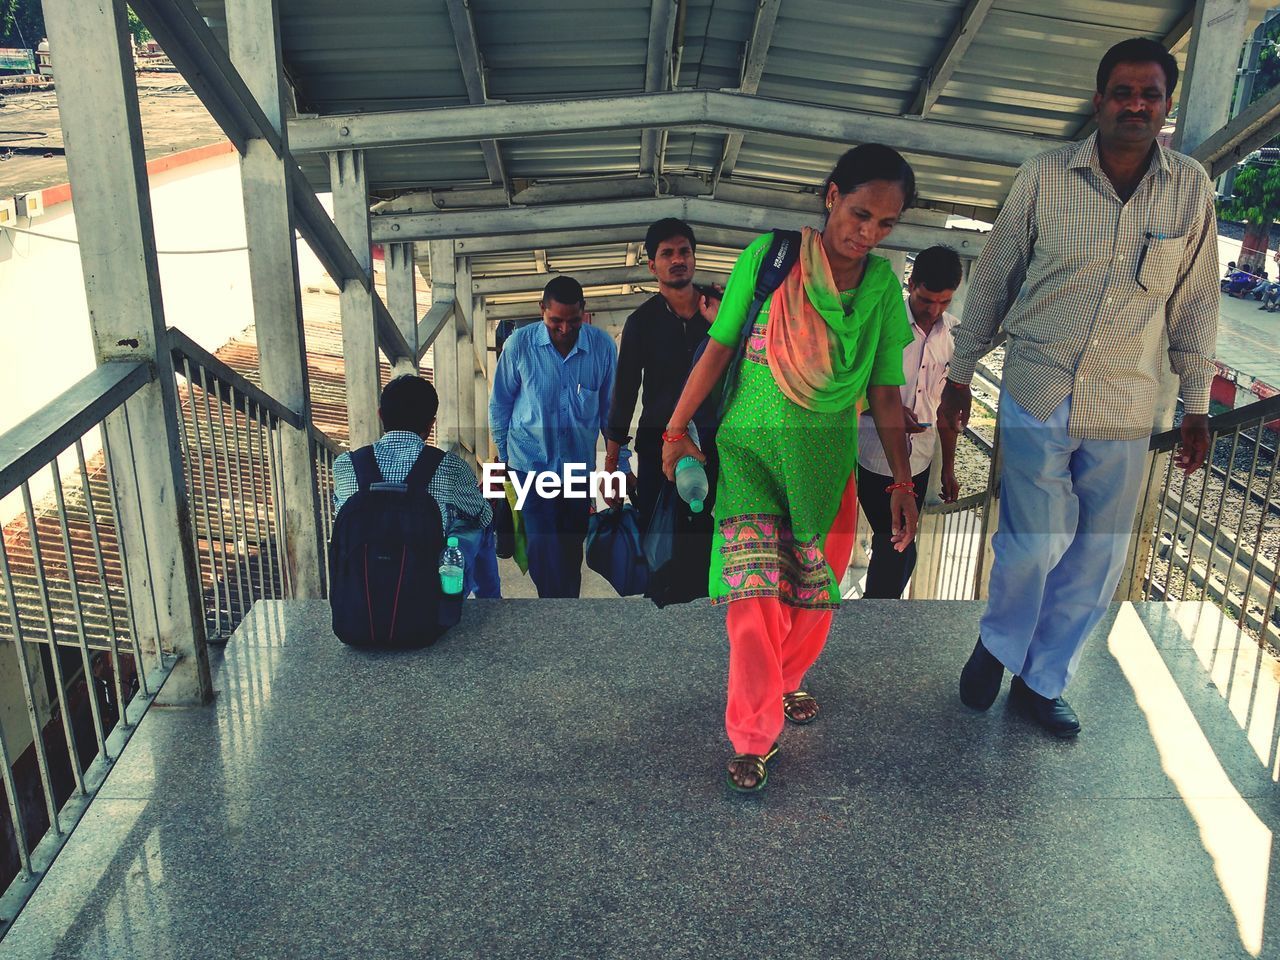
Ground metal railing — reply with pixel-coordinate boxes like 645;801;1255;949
312;428;340;590
911;491;991;600
0;361;171;928
170;329;344;638
1126;394;1280;646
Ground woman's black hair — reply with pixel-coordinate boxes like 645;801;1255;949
823;143;917;212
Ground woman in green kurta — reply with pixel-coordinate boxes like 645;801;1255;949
662;145;921;792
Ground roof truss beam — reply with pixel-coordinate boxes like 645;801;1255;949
444;0;511;197
640;0;679;175
451;224;762;255
908;0;997;117
129;0;280;155
132;0;412;365
474;264;729;296
485;293;649;321
287;90;1065;171
714;0;782;187
1191;80;1280;178
374;196;988;258
417;298;458;361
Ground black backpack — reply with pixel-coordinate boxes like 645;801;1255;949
328;444;458;648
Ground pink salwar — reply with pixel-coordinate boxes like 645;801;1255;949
723;474;858;755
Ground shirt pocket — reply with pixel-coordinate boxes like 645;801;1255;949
571;384;600;419
1136;234;1185;299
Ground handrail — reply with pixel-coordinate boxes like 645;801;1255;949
1149;392;1280;451
167;327;305;430
0;361;152;500
919;490;986;515
310;426;344;456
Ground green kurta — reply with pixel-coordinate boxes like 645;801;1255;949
707;233;912;608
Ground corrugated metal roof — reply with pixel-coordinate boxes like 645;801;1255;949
192;0;1274;282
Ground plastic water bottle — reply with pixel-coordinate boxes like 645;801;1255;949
675;422;709;514
439;535;465;595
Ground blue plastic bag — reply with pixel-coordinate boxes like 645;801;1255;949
586;505;650;597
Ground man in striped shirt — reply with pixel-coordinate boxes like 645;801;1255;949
939;38;1217;737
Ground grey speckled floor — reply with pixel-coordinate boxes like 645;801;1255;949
3;599;1279;959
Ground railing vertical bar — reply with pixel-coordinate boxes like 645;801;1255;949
1240;436;1280;631
0;691;32;876
1179;432;1217;603
271;419;293;598
121;403;164;680
49;457;109;762
252;407;277;601
1263;546;1280;643
247;400;267;603
942;514;952;599
183;357;221;637
226;385;253;620
198;366;232;634
1126;453;1161;598
99;421;149;705
1222;420;1266;610
21;478;87;796
257;407;279;600
0;534;63;836
212;378;247;626
963;509;977;600
1151;448;1180;599
77;439;127;730
1202;427;1244;604
174;370;200;567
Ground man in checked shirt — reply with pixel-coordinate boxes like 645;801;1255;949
938;37;1216;737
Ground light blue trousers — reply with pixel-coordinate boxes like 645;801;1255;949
980;391;1148;699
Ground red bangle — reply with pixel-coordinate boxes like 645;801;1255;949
662;429;688;444
885;480;915;494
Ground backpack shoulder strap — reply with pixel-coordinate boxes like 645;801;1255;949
718;229;801;415
750;229;801;315
350;446;383;492
404;444;447;491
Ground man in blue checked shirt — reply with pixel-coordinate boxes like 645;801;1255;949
333;375;498;597
489;275;618;598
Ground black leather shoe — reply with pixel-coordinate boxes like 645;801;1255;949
959;637;1004;710
1009;676;1080;738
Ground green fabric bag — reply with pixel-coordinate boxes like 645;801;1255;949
504;480;529;574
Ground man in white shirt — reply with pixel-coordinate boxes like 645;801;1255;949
857;245;962;598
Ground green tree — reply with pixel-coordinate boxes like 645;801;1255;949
1221;19;1280;266
2;2;151;49
1220;162;1280;268
1;0;44;49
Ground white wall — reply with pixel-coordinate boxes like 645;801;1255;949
0;149;332;524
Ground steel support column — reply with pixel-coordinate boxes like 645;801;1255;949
455;255;479;467
1173;0;1251;154
225;0;325;599
386;242;420;376
329;150;382;447
42;0;210;704
473;298;492;464
429;241;461;452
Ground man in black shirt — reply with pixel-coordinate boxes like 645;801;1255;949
604;218;718;530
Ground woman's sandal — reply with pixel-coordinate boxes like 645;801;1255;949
725;742;780;793
782;690;820;725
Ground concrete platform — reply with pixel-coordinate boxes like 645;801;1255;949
2;598;1278;959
